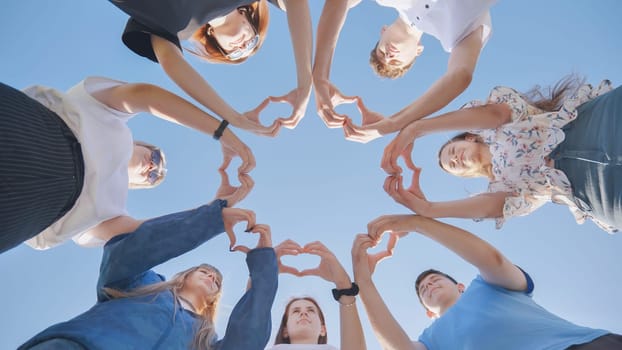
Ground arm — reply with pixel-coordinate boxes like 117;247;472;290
97;200;227;290
275;0;313;129
312;0;362;128
151;36;278;136
368;215;528;291
214;248;279;350
298;241;367;350
351;234;419;350
384;174;509;219
91;82;255;172
388;27;484;132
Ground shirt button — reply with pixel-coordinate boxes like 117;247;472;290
425;4;429;8
416;16;420;20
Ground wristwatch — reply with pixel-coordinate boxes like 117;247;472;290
332;282;359;301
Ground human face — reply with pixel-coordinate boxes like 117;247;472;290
439;140;484;176
376;21;420;68
210;8;258;60
183;267;222;301
417;273;463;315
285;299;325;344
127;146;163;185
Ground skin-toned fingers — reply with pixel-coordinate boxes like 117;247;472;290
318;108;346;128
381;141;402;174
279;264;300;276
275;239;303;256
298;267;322;277
219;151;233;172
401;142;417;172
231;244;250;254
250;223;272;249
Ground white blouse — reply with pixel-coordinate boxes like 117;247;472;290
464;80;614;232
22;77;137;249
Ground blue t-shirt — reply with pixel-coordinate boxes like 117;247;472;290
418;274;608;350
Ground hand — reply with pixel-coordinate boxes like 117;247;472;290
367;214;416;242
240;98;281;137
231;223;273;253
381;122;420;174
222;207;257;250
313;78;358;128
269;85;312;129
219;133;255;174
342;98;389;143
383;174;431;215
215;171;254;208
298;241;351;287
274;239;304;275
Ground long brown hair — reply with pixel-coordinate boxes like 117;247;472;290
189;1;270;64
521;74;584;112
274;297;328;344
105;264;223;350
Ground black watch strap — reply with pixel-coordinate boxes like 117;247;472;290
332;282;359;301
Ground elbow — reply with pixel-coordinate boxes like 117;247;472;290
450;67;473;92
487;102;512;126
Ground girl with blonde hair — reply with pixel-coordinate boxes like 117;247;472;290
20;186;279;350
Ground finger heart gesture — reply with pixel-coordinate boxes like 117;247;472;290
343;97;388;144
221;207;261;251
241;98;282;137
214;171;254;208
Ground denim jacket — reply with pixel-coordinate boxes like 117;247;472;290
21;200;278;350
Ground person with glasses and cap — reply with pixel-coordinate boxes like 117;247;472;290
0;76;255;254
108;0;314;135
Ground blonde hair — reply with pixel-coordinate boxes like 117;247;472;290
129;140;167;189
369;42;416;79
188;1;270;64
438;133;492;179
105;264;223;350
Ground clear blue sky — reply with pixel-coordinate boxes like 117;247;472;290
1;1;621;348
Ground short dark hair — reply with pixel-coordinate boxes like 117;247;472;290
414;269;458;304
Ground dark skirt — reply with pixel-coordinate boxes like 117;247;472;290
550;85;622;231
0;82;84;253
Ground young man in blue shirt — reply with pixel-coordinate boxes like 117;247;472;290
352;215;622;350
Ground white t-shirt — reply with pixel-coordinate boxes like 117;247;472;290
268;345;338;350
22;77;136;249
375;0;496;52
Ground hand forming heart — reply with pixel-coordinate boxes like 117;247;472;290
214;170;254;208
342;97;390;144
313;78;360;129
223;208;273;253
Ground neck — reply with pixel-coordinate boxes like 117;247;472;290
290;335;319;344
480;145;493;179
397;16;423;41
178;290;206;314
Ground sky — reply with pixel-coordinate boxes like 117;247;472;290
1;0;621;349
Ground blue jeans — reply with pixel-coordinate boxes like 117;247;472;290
550;85;622;231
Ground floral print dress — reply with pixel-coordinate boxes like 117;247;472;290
464;80;614;232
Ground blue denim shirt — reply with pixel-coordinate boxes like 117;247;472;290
20;200;278;350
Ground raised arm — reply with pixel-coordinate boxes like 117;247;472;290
313;0;362;128
388;27;484;131
351;234;422;350
381;102;511;173
384;174;508;219
367;215;528;291
298;241;367;350
272;0;313;129
151;35;278;137
91;82;255;172
214;226;278;350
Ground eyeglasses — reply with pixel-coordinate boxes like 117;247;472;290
225;34;259;60
147;149;164;184
208;9;259;61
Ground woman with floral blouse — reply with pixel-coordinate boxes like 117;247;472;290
381;76;621;233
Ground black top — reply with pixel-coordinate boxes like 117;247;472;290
109;0;282;62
